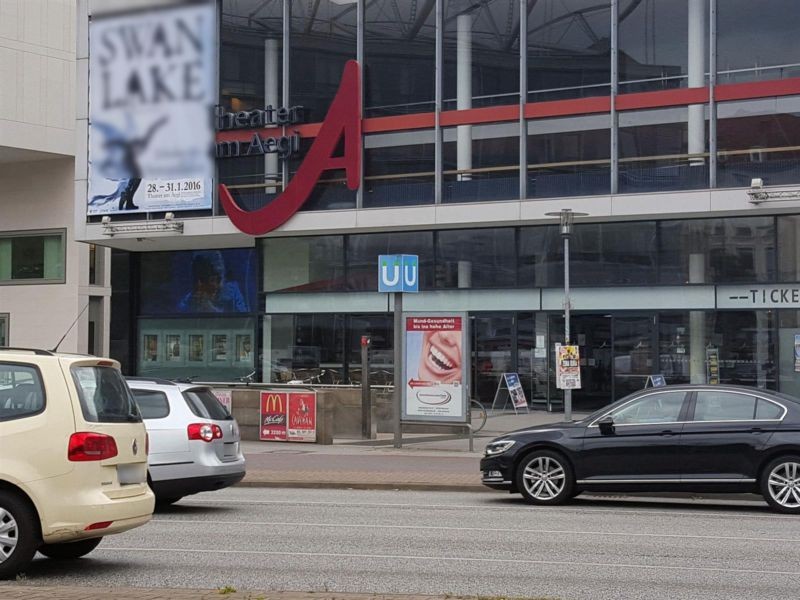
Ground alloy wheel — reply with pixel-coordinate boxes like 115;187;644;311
767;461;800;509
0;508;18;564
522;455;566;500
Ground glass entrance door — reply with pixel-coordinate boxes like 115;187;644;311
614;315;657;398
549;315;613;412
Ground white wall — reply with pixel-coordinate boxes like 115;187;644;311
0;159;88;352
0;0;76;157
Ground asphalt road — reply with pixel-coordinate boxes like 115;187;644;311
19;488;800;600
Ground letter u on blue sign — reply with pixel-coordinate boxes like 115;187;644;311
378;254;419;293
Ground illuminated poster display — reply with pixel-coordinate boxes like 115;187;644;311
403;314;468;423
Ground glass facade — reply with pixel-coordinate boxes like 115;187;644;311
209;1;800;213
109;3;800;414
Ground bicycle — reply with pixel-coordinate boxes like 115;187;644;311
470;399;488;434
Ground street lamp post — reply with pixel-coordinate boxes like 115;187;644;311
546;209;587;422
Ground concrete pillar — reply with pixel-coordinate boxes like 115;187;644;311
688;0;706;165
457;260;472;288
689;253;707;383
265;38;280;192
456;13;473;181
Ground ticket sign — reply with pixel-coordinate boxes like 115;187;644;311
260;391;317;442
556;344;581;390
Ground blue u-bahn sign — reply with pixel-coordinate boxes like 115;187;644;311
378;254;419;293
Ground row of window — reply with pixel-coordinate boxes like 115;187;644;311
262;215;790;293
221;0;800;117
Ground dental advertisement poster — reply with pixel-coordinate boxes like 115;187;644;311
403;314;467;422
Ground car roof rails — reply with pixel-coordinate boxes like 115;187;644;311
126;376;178;386
0;347;55;356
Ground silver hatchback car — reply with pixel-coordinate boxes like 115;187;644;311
126;378;245;504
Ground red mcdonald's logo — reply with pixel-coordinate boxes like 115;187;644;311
220;60;362;236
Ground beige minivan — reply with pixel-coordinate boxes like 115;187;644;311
0;349;155;578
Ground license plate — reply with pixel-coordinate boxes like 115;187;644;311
117;463;146;485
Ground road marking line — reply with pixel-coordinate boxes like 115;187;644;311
148;518;800;543
182;498;785;520
97;546;800;577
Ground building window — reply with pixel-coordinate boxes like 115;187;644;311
262;236;346;293
0;314;8;346
618;0;706;94
364;131;436;207
717;96;800;189
443;0;520;109
717;0;800;84
443;122;520;203
618;106;709;193
436;228;517;288
528;0;611;102
528;115;611;198
0;230;65;284
365;0;436;117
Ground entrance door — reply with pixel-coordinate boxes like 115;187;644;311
614;315;657;399
549;315;613;412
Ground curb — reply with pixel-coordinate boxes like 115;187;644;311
235;480;491;493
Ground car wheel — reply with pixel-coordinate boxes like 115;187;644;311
761;456;800;514
0;491;39;580
516;450;574;506
38;537;102;560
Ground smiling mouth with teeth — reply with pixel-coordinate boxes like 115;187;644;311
418;330;462;383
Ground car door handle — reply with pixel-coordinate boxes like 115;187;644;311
751;427;763;434
660;429;677;437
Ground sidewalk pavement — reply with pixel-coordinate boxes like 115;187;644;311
0;585;502;600
238;410;581;492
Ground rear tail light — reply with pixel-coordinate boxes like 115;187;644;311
145;433;149;455
68;432;118;462
187;423;223;443
85;521;113;531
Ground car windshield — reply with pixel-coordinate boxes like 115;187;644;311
580;393;639;423
72;365;141;423
182;388;231;420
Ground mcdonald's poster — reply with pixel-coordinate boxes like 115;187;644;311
260;392;287;441
260;391;317;442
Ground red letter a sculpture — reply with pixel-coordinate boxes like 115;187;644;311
220;60;362;236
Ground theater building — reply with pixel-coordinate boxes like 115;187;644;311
76;0;800;411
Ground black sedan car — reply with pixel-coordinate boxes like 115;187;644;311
480;385;800;513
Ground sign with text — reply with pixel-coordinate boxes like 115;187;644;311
717;285;800;309
556;344;581;390
287;392;317;442
403;314;467;422
88;3;215;215
260;392;287;441
212;390;232;413
259;391;317;442
378;255;419;293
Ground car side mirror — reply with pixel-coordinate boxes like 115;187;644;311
598;416;615;435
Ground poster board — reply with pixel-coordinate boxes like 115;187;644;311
402;313;468;423
706;346;720;385
644;374;666;388
490;373;530;414
259;391;317;442
555;344;581;390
